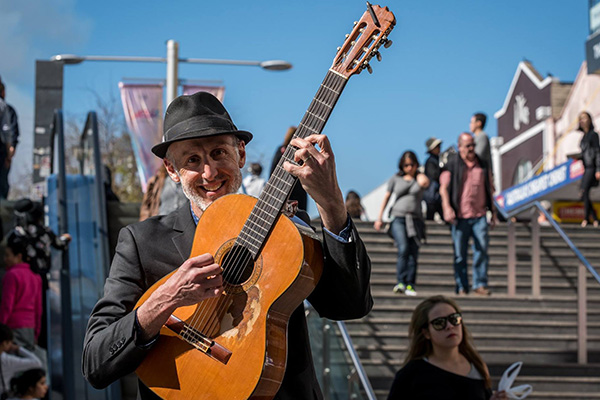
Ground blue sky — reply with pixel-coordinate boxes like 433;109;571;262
0;1;589;214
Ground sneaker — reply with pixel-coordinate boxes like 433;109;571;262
392;283;405;294
473;287;491;296
405;285;417;296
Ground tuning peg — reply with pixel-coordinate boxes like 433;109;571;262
345;34;350;38
373;51;382;61
366;64;373;74
383;39;393;48
337;47;341;51
353;21;358;25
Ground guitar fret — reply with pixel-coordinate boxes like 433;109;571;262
306;110;326;122
298;123;319;134
249;212;272;225
270;174;294;188
267;184;289;196
320;83;340;95
261;189;284;202
243;223;268;238
313;98;333;109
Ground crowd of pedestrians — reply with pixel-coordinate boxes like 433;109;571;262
369;112;496;298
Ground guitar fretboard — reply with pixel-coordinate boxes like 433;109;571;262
236;70;348;258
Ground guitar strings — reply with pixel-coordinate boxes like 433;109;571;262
185;71;347;338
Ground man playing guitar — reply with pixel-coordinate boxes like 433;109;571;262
82;92;373;400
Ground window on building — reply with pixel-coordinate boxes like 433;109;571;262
513;159;533;185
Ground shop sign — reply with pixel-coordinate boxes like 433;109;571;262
553;201;600;223
495;159;584;212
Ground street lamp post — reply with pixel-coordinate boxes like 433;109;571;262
51;39;292;105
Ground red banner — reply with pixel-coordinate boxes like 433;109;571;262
182;84;225;102
119;83;164;192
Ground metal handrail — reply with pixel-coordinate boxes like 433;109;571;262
305;301;377;400
496;200;600;285
534;202;600;284
336;320;377;400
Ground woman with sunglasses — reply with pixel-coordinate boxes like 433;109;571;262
387;296;507;400
374;151;429;296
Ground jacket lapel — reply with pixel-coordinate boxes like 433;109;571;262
171;203;196;261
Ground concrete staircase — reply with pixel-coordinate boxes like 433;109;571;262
346;220;600;400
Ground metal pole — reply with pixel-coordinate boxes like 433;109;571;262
531;209;541;297
507;220;516;297
578;263;588;364
322;321;331;399
166;40;179;106
55;110;76;400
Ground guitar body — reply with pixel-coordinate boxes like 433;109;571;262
135;194;324;399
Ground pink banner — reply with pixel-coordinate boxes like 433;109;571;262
182;84;225;102
119;83;164;192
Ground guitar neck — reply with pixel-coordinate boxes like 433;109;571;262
237;70;348;257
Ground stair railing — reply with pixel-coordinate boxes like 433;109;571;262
496;200;600;363
305;301;377;400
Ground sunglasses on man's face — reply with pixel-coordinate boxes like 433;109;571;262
429;312;462;331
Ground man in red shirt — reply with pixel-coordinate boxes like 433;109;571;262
440;133;497;295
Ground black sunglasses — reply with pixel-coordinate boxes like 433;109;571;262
429;312;462;331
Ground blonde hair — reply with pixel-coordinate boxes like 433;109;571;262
404;295;491;388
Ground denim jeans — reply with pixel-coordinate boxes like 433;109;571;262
389;217;419;285
451;216;489;292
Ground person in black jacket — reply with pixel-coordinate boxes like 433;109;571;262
0;76;19;199
577;111;600;227
423;137;443;221
387;296;507;400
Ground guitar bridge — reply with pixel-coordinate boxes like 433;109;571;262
164;314;232;365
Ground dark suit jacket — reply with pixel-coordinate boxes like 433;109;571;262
82;201;373;400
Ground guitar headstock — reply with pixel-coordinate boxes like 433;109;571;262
330;3;395;78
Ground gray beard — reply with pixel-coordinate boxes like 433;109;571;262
178;172;242;211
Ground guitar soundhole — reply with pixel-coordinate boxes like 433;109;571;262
221;245;254;285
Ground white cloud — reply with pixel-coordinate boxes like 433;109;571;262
0;0;92;196
0;0;93;83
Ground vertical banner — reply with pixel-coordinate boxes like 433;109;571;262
119;83;164;192
182;84;225;102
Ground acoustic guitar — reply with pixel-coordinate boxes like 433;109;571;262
135;4;395;399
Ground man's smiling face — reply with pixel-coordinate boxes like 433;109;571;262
164;134;246;215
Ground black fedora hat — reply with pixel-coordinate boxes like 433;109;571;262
151;91;252;158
